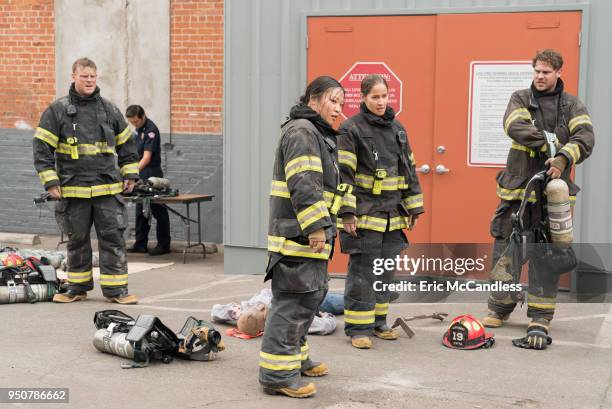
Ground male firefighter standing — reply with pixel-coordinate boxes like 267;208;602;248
484;49;595;349
33;57;140;304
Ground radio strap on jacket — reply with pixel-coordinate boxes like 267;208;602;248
372;169;387;195
67;135;79;160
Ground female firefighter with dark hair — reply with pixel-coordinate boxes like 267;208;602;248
337;74;424;349
259;76;344;398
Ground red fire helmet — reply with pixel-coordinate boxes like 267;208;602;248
442;314;495;350
2;253;25;267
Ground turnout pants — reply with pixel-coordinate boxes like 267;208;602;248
259;258;328;389
134;202;171;249
341;228;407;336
488;200;561;321
55;195;129;297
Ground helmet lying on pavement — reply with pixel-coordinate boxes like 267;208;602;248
442;314;495;350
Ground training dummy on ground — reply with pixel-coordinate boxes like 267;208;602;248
211;289;337;337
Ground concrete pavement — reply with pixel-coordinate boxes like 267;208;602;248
1;238;611;409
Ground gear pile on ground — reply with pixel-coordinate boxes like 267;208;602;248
0;252;65;303
93;309;225;368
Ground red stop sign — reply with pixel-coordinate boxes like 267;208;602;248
338;62;403;119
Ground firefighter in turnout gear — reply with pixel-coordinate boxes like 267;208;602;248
484;49;595;349
259;77;344;398
337;75;424;349
33;57;140;304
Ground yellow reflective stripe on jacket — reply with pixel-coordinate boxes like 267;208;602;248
402;193;423;210
99;273;128;286
342;192;357;209
259;351;302;371
300;343;309;361
270;180;338;214
338;150;357;171
510;141;536;158
34;127;59;148
67;270;92;284
270;180;290;198
268;236;331;260
284;155;322;180
323;191;334;207
568;114;592;133
375;303;389;316
56;142;116;156
120;163;139;177
560;142;581;164
38;169;59;184
115;126;132;146
354;173;407;191
344;309;375;325
296;200;329;231
504;108;532;134
337;215;406;232
496;185;537;203
497;186;576;204
388;216;408;231
62;182;123;198
357;215;388;232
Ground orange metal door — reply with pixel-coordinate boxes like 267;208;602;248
307;12;582;278
430;12;581;244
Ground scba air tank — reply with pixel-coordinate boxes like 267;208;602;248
0;283;56;304
546;178;573;245
92;329;135;359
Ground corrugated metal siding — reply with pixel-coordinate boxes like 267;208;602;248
225;0;612;266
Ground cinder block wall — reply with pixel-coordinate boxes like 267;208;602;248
0;0;224;244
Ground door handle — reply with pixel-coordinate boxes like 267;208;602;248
435;165;450;175
416;164;430;174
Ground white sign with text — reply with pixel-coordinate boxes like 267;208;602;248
467;62;533;167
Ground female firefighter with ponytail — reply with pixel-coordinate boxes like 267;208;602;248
259;76;344;398
337;74;424;349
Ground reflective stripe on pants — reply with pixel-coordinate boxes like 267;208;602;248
342;228;407;336
55;195;129;297
259;261;327;389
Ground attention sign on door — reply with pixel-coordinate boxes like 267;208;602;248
339;62;403;119
467;61;533;167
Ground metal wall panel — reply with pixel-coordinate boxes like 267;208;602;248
225;0;612;274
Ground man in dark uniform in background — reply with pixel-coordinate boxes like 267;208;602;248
125;105;171;256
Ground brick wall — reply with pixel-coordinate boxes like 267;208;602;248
0;0;225;134
0;0;55;129
170;0;224;135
